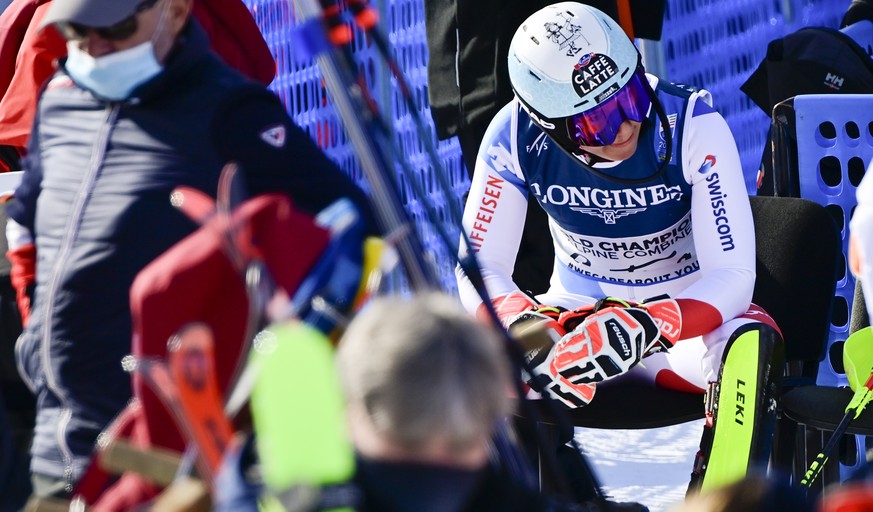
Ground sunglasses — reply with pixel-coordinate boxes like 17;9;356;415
568;68;652;147
56;0;161;42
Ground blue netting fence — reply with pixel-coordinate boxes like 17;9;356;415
662;0;848;193
246;0;466;293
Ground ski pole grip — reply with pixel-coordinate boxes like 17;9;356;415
800;453;827;487
322;4;353;46
349;0;379;29
509;320;554;354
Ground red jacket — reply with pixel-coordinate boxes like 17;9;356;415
0;0;276;170
0;0;64;160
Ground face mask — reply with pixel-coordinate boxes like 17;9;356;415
63;0;170;101
64;40;163;101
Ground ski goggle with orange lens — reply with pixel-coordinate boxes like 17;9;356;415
568;69;652;147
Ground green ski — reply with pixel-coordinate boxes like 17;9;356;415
800;326;873;489
249;320;355;511
702;328;763;492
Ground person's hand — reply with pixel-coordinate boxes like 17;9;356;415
556;296;682;356
486;293;594;407
7;242;35;326
641;296;682;353
550;305;662;384
526;347;597;408
520;296;682;407
485;290;538;327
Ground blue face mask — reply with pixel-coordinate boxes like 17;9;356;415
64;40;163;101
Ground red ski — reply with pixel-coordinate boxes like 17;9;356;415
167;322;235;485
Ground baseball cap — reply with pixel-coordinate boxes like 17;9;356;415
41;0;145;29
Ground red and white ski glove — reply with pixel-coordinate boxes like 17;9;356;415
558;297;682;354
481;291;594;407
525;297;683;407
526;341;596;408
547;297;682;385
551;305;661;384
480;290;567;340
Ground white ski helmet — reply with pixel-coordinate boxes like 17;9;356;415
508;2;651;149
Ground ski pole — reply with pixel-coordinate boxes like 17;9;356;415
800;370;873;489
343;3;608;496
288;0;607;499
290;0;439;291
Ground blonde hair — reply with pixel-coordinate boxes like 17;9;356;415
337;292;512;454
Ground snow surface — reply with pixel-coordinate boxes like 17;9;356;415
575;420;706;512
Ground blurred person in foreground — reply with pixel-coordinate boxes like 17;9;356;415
669;473;813;512
5;0;374;500
0;0;274;505
850;161;873;324
337;292;642;512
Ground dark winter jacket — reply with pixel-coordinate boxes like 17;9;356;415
6;19;373;484
354;457;580;512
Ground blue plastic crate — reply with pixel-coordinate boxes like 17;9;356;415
795;94;873;381
793;93;873;478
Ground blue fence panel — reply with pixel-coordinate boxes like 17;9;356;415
794;95;872;482
386;0;469;292
795;94;873;388
247;0;378;187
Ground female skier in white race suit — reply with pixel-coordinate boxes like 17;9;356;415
455;2;783;490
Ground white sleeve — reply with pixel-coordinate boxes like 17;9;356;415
851;162;873;323
6;217;32;250
456;103;530;313
678;98;756;322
